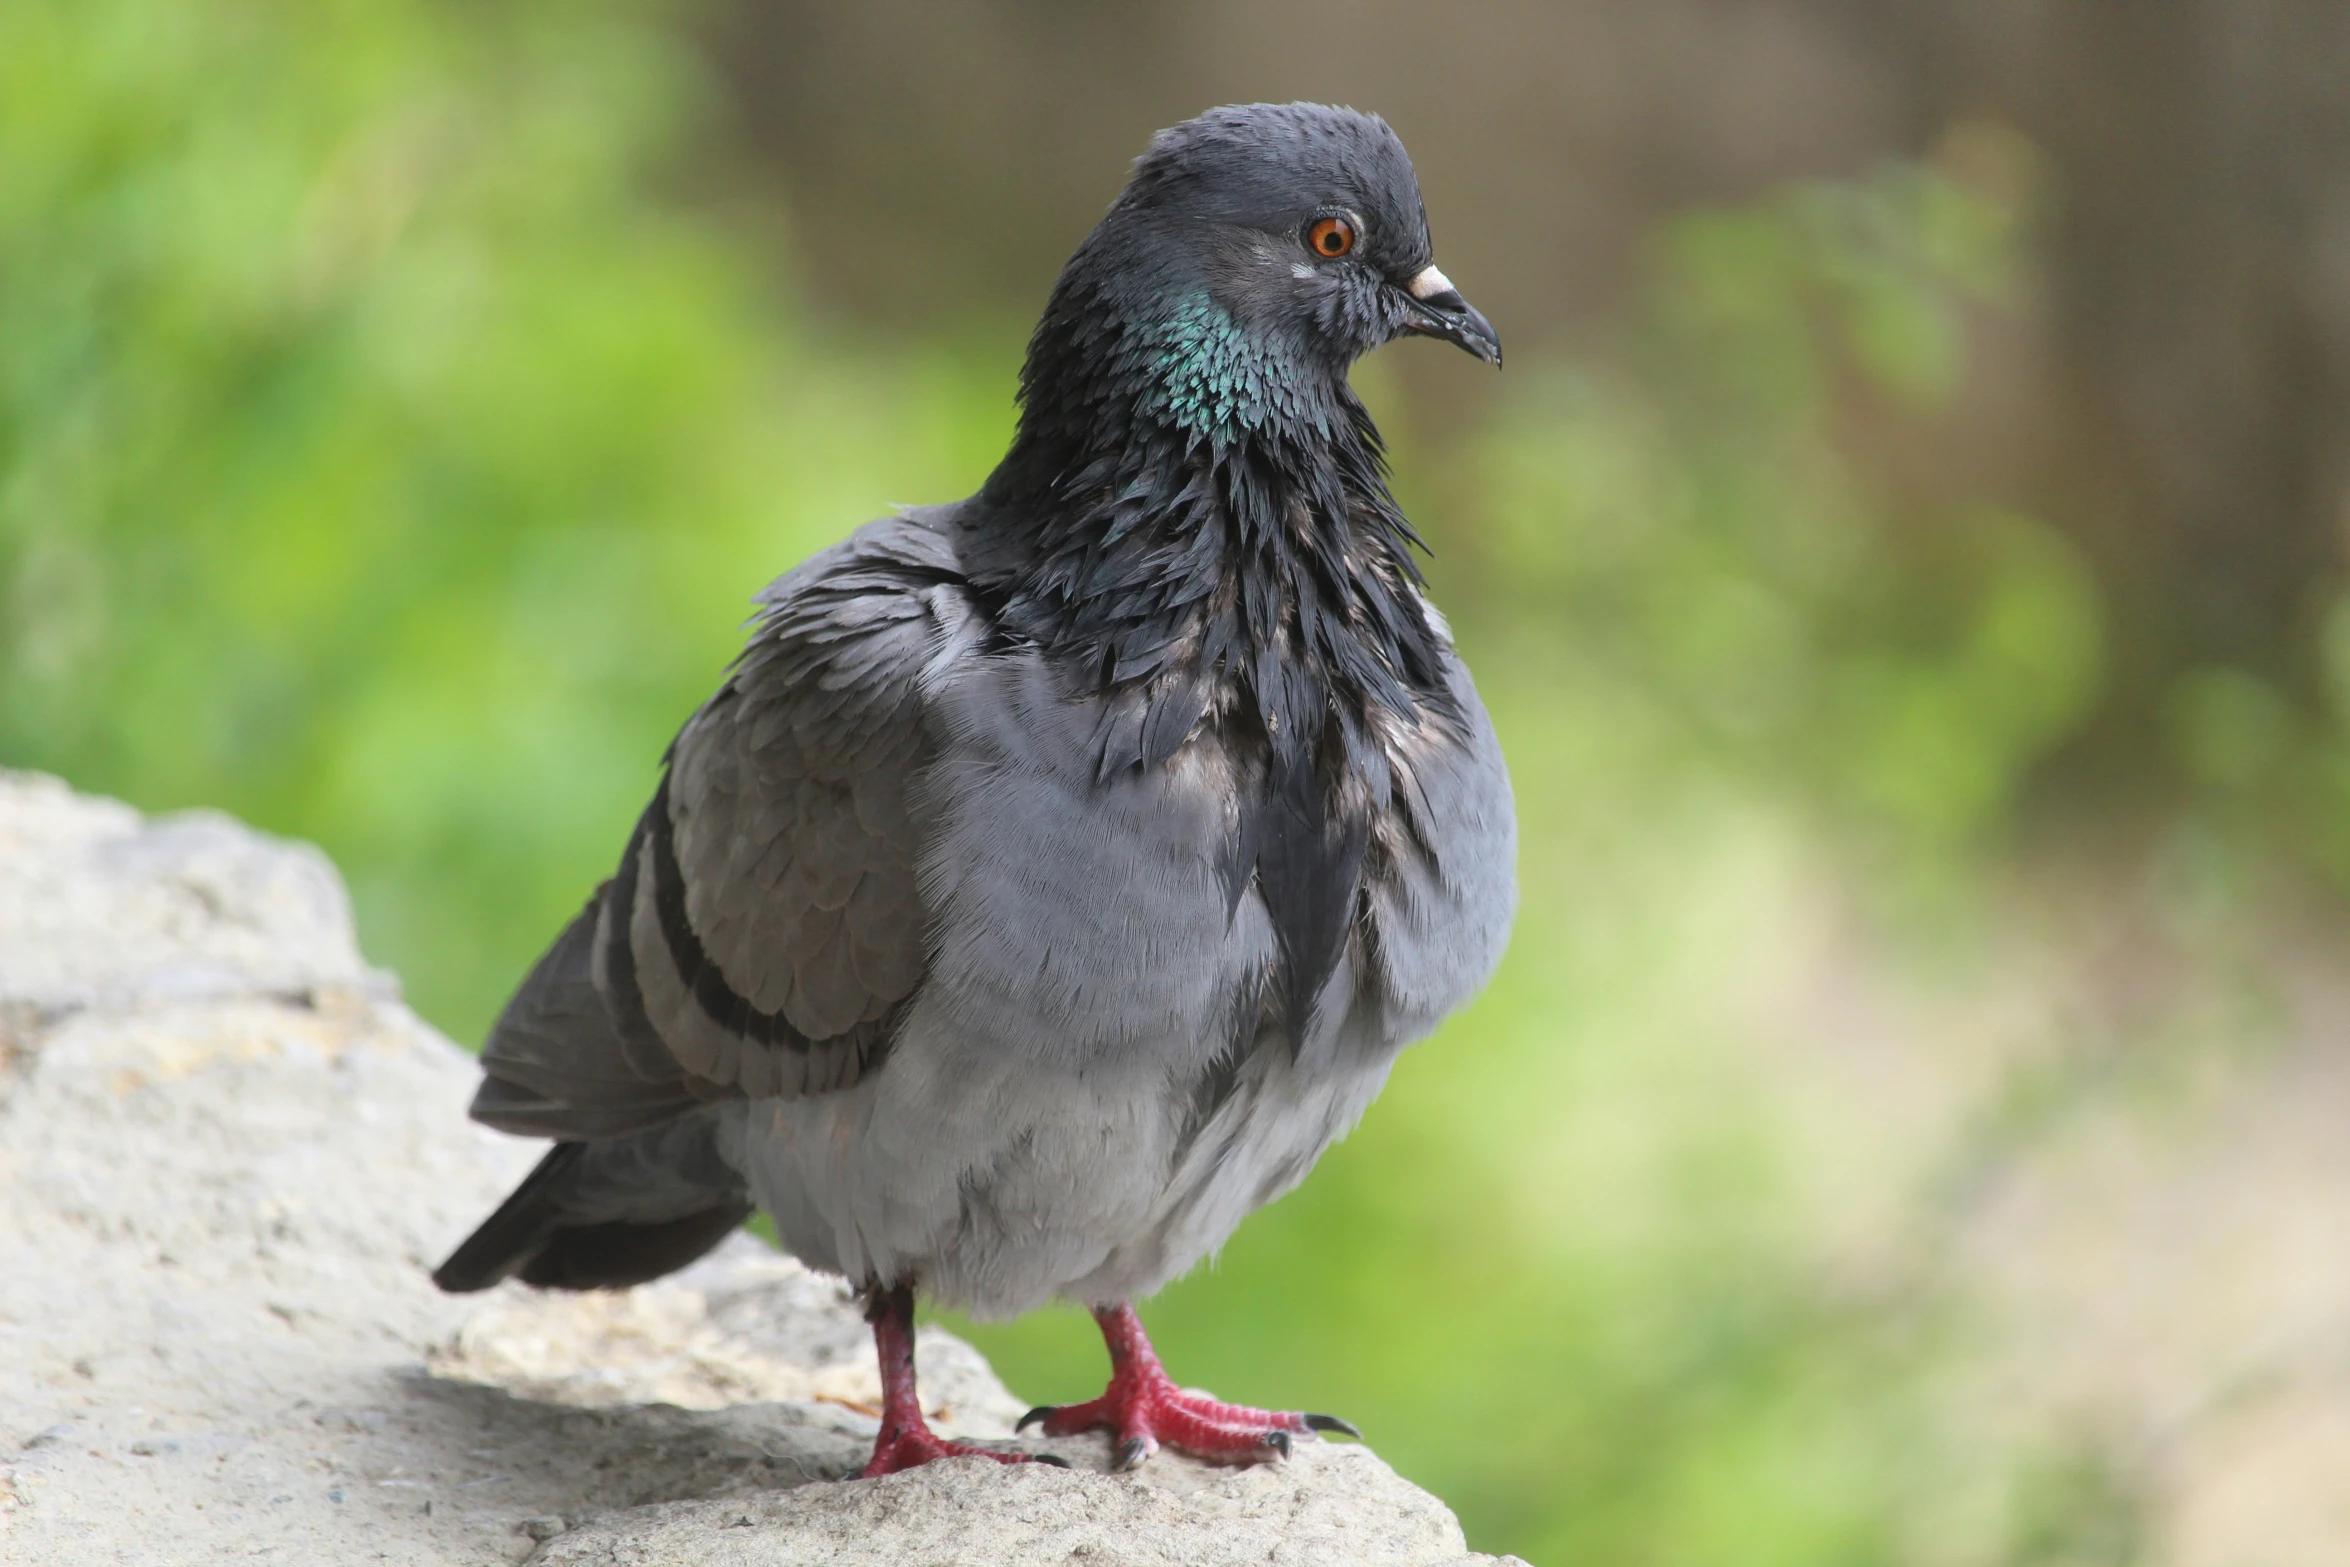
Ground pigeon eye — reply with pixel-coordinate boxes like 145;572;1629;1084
1307;217;1356;259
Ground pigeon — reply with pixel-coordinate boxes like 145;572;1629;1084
433;101;1516;1479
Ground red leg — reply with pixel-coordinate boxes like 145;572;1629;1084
1016;1303;1359;1470
859;1283;1045;1477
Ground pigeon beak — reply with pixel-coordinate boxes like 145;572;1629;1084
1398;265;1502;366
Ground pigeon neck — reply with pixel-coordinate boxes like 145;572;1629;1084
969;288;1455;776
1119;291;1336;446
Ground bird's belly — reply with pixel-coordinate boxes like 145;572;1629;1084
728;1007;1398;1319
724;652;1513;1317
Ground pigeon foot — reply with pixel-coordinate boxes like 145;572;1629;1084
860;1423;1041;1478
857;1280;1065;1478
1019;1378;1306;1469
1015;1303;1354;1469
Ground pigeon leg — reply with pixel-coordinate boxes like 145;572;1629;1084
859;1282;1038;1477
1016;1303;1358;1469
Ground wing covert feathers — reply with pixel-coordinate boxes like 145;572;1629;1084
467;517;957;1142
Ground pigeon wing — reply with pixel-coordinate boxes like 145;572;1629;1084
469;517;965;1134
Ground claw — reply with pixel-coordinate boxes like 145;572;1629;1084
1302;1413;1362;1439
1052;1304;1331;1468
1016;1405;1055;1433
1032;1453;1073;1469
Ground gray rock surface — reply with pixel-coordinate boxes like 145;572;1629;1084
0;772;1520;1566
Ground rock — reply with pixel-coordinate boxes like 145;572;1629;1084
0;772;1521;1567
536;1448;1484;1567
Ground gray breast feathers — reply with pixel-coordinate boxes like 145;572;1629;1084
1363;649;1517;1042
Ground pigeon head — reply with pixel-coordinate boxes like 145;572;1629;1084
976;104;1478;791
1012;104;1499;452
1110;104;1500;371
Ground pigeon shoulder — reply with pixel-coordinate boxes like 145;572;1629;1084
747;505;973;630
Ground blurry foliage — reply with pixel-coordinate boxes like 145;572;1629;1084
0;4;2221;1563
0;0;1012;1028
1462;140;2099;880
2001;1440;2149;1567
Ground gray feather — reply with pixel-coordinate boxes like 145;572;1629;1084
730;558;1516;1318
471;887;711;1139
451;513;1511;1319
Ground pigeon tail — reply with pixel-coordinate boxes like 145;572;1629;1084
432;1120;751;1293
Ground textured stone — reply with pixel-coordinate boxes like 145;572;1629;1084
0;772;1520;1566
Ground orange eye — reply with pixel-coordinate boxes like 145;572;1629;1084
1308;217;1356;258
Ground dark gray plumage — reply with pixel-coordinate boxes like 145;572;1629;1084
436;102;1515;1476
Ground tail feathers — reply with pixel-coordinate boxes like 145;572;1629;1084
432;1118;751;1294
511;1202;755;1291
433;1142;580;1292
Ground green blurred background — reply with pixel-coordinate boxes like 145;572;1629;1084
12;2;2350;1562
